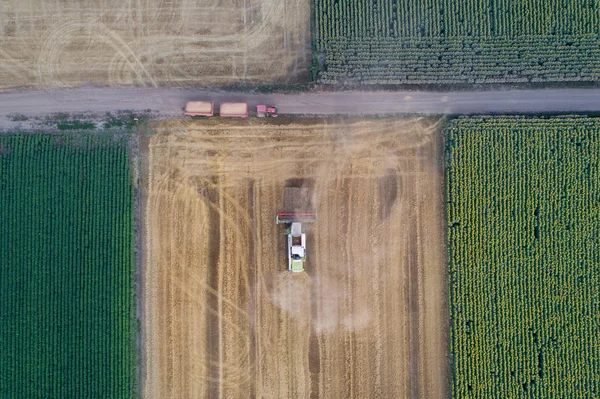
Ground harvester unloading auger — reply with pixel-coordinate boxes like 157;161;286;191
276;187;316;272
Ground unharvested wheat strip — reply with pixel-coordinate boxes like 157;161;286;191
170;191;183;398
348;175;367;397
236;186;253;394
419;133;447;399
144;148;155;399
150;182;166;398
381;175;408;398
414;161;427;399
406;173;421;399
344;176;357;398
251;179;262;398
324;178;351;398
167;179;185;398
266;182;283;396
164;140;334;154
180;187;201;397
155;149;171;396
189;198;210;397
158;122;355;133
359;176;378;397
180;192;196;396
315;180;331;399
285;272;311;398
173;188;189;398
369;174;384;398
217;167;226;398
277;274;291;397
311;165;327;399
159;183;174;397
222;187;250;398
300;273;312;397
255;182;278;397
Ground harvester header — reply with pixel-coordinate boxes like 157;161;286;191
276;211;316;224
276;186;316;273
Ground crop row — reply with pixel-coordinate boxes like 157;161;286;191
314;0;600;39
0;134;136;398
445;117;600;397
313;0;600;84
316;37;600;84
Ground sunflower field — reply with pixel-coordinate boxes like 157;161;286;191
314;0;600;85
445;117;600;397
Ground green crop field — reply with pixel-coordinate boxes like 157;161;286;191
445;117;600;397
313;0;600;85
0;134;136;398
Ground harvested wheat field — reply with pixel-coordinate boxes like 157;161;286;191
143;117;448;398
0;0;309;89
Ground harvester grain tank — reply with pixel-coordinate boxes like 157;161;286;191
276;187;315;272
184;101;214;117
220;102;249;118
256;105;278;117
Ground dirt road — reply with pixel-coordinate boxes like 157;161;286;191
1;87;600;130
143;117;447;398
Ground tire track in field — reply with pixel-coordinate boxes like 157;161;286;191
405;173;420;399
145;118;446;398
38;19;157;87
0;0;310;89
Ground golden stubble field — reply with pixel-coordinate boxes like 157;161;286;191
0;0;309;89
142;117;448;398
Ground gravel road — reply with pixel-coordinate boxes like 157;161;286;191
1;86;599;128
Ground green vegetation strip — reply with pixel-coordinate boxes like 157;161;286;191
0;134;136;398
314;0;600;85
445;117;600;397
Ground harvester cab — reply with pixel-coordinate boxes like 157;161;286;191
276;187;315;272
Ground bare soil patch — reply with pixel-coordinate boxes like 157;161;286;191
0;0;310;89
143;117;448;398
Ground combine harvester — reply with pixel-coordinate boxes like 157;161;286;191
276;187;315;272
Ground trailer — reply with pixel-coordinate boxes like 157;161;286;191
184;101;214;117
220;102;249;118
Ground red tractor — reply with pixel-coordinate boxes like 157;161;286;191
256;105;278;117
